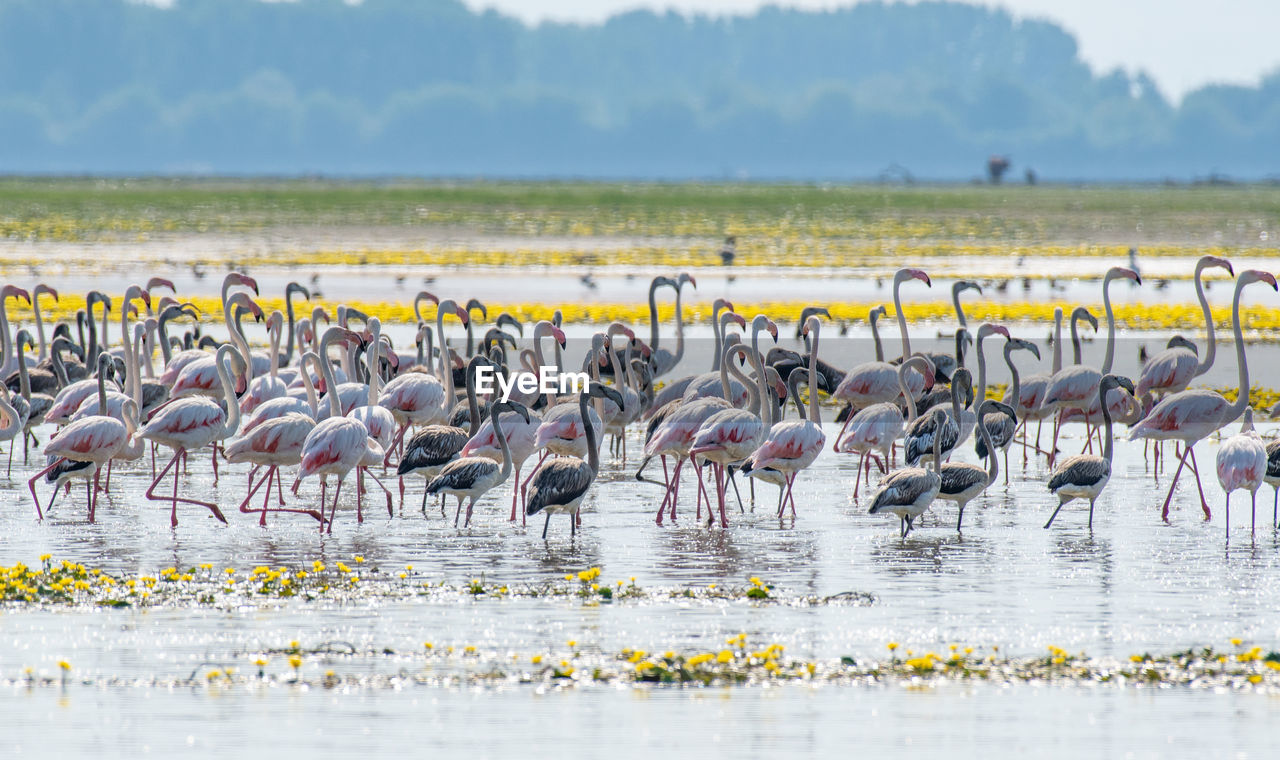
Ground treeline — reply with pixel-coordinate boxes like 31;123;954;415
0;0;1276;179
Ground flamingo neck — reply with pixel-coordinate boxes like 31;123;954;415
807;323;821;424
725;346;759;414
437;311;455;407
894;278;911;359
952;286;967;329
1070;315;1083;365
1051;312;1062;374
1228;280;1251;422
974;333;989;404
492;408;513;480
1194;262;1216;376
1102;274;1118;374
670;286;686;368
33;294;48;360
1005;346;1021;420
979;406;998;485
580;394;600;475
711;303;724;371
647;280;661;352
216;350;241;438
283;289;298;365
870;315;884;363
318;339;343;418
900;361;920;423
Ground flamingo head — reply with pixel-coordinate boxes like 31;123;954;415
229;272;260;295
678;272;697;290
551;325;567;348
384;347;401;370
1251;270;1279;290
455;306;469;325
903;268;931;287
1109;266;1141;286
2;285;31;303
146;277;176;294
33;284;59;300
1203;256;1234;277
724;312;747;332
633;339;652;358
766;318;779;341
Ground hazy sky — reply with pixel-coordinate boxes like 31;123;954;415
463;0;1280;100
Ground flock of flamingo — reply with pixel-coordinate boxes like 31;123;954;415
2;258;1278;541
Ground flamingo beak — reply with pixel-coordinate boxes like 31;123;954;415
732;314;747;329
767;321;779;341
455;307;469;325
1222;260;1235;276
994;325;1010;338
687;276;697;288
914;270;932;287
240;274;260;295
47;287;60;301
234;373;248;396
140;291;152;308
388;351;401;369
552;326;567;347
17;288;31;304
1263;272;1278;289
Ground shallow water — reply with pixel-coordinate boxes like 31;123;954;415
3;407;1280;755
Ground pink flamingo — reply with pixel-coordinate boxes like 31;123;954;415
224;412;322;525
138;345;241;527
1129;269;1276;522
1008;307;1061;462
836;355;934;499
0;285;32;377
1136;255;1232;398
1043;267;1140;464
740;315;827;519
160;273;258;387
1216;408;1266;541
688;342;773;527
27;356;143;522
292;329;377;533
240;311;288;414
170;292;261;400
379;299;468;462
833;269;930;444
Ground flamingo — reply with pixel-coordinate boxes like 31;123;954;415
836;355;934;499
1043;267;1140;464
1129;269;1276;522
903;368;969;466
379;299;468;461
976;337;1041;482
223;412;322;525
940;400;1014;530
138;344;241;527
688;343;773;527
739;315;827;519
27;356;143;522
1216;407;1266;541
397;355;488;514
526;383;624;539
1264;438;1280;529
1136;255;1232;398
0;285;32;376
1045;375;1134;529
291;329;378;532
647;297;734;415
832;268;930;442
650;273;694;378
459;367;545;523
426;401;532;527
1009;306;1061;462
868;407;946;538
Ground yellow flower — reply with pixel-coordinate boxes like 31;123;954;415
224;568;236;575
39;554;51;562
288;655;302;669
1248;675;1263;684
567;640;577;648
716;650;733;664
1266;661;1280;671
253;658;268;667
628;650;647;663
531;655;543;664
354;556;364;564
749;576;761;586
687;653;714;667
887;642;899;652
58;660;71;671
1231;638;1243;647
423;642;433;650
1130;655;1145;662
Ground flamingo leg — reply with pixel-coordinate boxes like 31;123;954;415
28;456;69;520
1250;490;1257;540
144;449;229;527
90;469;101;523
1186;445;1211;519
326;477;345;534
854;451;866;499
258;467;274;526
509;464;522;522
1225;491;1231;542
1160;445;1191;522
362;467;395;517
726;467;745;514
542;512;551;539
1044;499;1067;529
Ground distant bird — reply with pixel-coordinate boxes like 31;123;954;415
1265;438;1280;529
1216;408;1266;540
719;236;736;266
1045;375;1134;529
